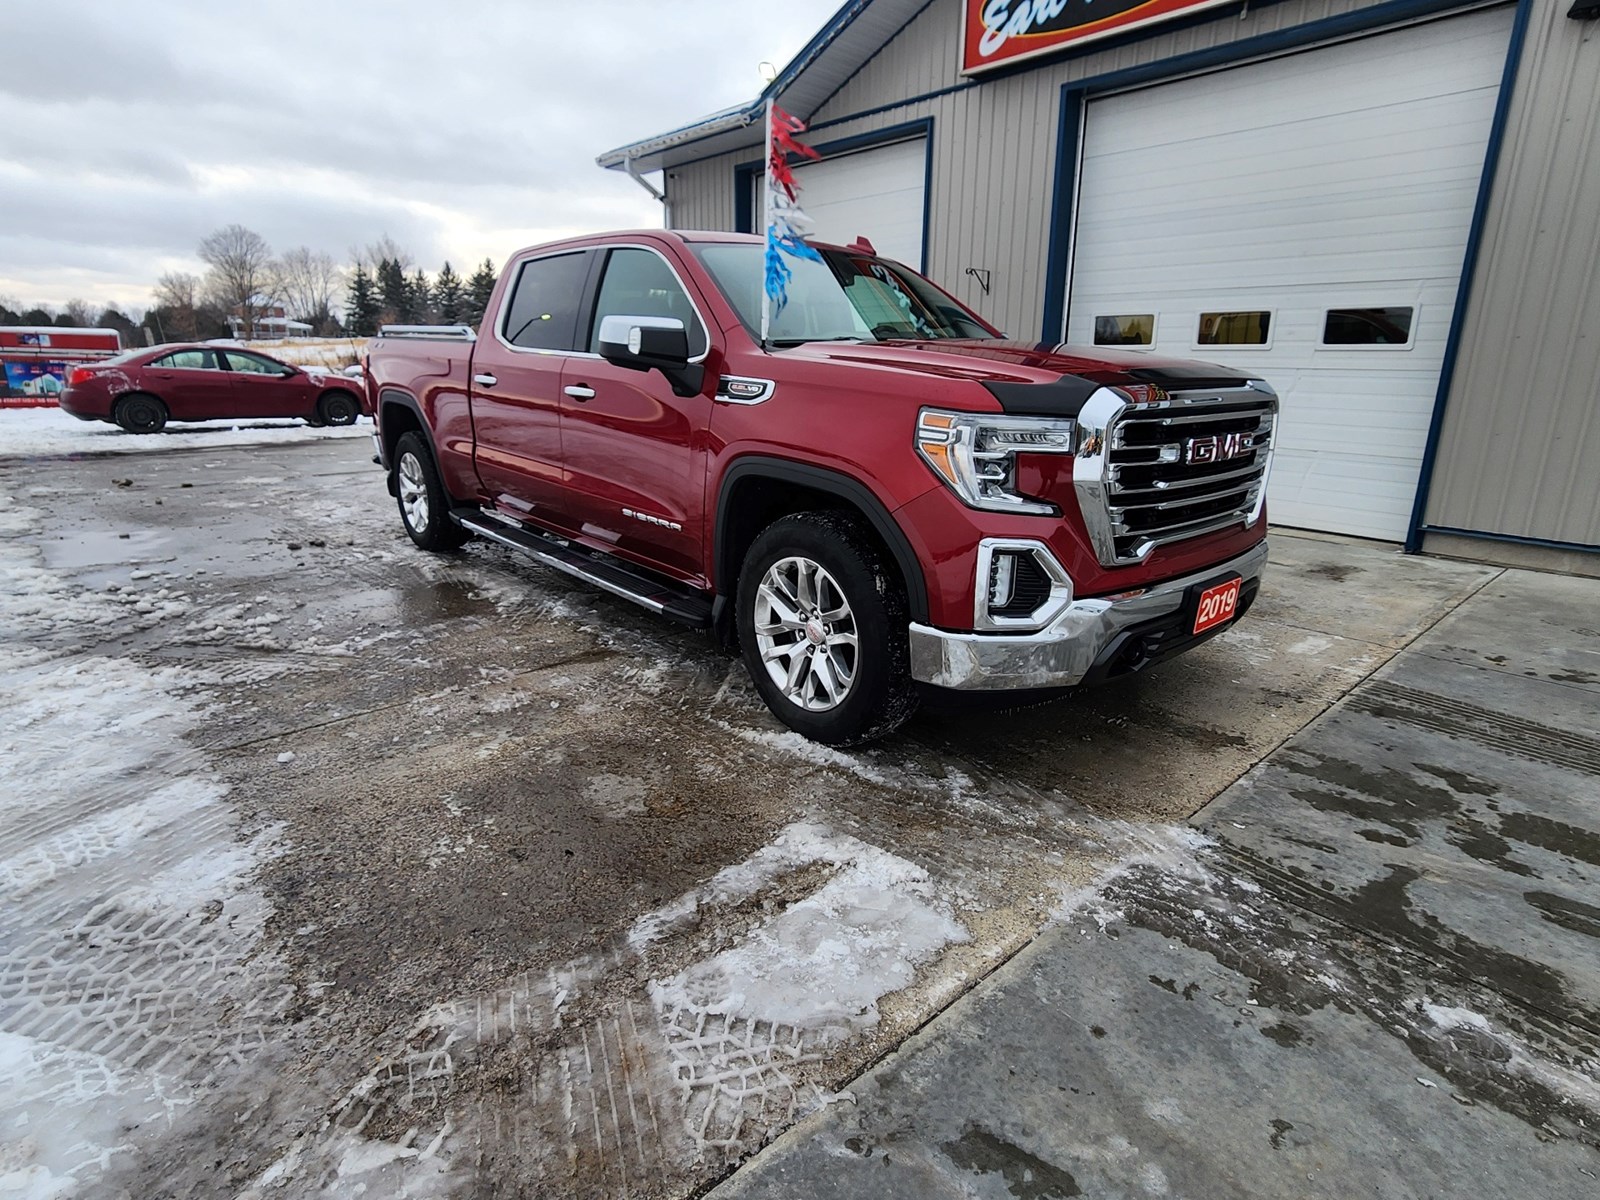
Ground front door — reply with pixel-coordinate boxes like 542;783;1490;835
142;347;233;420
220;349;307;418
558;244;715;585
467;248;594;524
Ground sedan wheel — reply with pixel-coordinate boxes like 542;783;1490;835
318;392;360;426
114;394;168;435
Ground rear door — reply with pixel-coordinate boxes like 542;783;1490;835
467;248;595;523
558;244;715;585
220;350;308;418
140;348;233;419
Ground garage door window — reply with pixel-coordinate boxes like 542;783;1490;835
1321;307;1415;347
1197;311;1272;347
1093;315;1155;347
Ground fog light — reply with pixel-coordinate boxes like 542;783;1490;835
976;540;1076;631
988;553;1017;608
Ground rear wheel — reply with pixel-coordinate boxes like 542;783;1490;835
114;393;168;434
737;511;917;746
394;432;468;551
317;390;360;426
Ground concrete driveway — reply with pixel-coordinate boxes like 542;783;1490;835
713;565;1600;1198
2;426;1591;1197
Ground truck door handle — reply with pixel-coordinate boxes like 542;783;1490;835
473;373;498;388
563;385;595;401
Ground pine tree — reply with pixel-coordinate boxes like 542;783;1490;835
408;269;433;324
434;261;464;324
345;265;381;336
377;258;409;323
465;258;497;328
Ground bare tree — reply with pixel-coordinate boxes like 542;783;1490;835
152;272;204;340
198;224;276;338
59;298;97;327
278;247;344;332
349;233;412;272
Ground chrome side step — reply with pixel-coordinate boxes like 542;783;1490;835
453;509;713;627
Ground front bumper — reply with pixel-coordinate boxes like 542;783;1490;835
908;539;1268;691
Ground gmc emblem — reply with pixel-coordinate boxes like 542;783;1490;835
1185;432;1254;465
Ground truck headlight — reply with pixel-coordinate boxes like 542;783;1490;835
915;408;1077;515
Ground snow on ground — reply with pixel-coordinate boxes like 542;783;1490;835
0;483;288;1197
0;407;370;460
243;823;973;1193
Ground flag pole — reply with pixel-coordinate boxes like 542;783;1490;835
759;96;774;351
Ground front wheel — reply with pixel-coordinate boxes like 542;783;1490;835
737;512;917;746
317;390;360;426
393;432;468;551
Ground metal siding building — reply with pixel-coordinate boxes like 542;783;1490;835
603;0;1600;571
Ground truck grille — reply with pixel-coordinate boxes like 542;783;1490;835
1091;385;1277;565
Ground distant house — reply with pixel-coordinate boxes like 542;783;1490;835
227;297;311;339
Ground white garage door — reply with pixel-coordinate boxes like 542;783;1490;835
755;137;927;268
1065;7;1513;541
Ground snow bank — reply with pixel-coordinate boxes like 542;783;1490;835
0;406;369;460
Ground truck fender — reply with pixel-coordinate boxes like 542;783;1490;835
714;456;930;625
375;388;448;499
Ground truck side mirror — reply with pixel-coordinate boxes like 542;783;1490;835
596;314;704;397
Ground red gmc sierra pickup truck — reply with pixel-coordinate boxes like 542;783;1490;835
366;230;1276;745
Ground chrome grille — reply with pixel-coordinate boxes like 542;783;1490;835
1099;385;1277;564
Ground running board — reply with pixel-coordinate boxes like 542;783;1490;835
453;509;713;628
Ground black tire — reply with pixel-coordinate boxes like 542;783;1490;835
393;431;469;551
114;393;168;434
737;511;917;746
317;390;360;426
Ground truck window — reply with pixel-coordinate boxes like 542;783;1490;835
501;251;590;351
587;247;708;358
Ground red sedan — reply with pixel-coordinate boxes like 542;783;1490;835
59;343;367;434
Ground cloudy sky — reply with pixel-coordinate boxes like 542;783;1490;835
0;0;841;314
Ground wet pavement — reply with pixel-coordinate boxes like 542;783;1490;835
2;427;1592;1198
712;553;1600;1198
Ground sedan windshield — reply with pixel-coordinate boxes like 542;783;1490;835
694;243;995;346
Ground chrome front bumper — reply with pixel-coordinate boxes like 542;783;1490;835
908;540;1269;691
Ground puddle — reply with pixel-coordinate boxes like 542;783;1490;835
38;528;179;571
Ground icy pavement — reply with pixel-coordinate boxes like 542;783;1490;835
0;436;1544;1198
0;491;292;1196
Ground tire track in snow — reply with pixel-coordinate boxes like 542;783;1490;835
0;487;292;1195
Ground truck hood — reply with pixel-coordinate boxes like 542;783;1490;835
792;338;1258;405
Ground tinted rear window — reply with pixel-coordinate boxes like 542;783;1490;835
501;251;590;351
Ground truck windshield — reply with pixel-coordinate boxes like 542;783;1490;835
693;244;996;346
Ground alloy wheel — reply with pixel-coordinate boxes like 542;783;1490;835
753;555;859;712
398;452;430;533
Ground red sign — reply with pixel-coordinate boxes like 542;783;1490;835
962;0;1237;73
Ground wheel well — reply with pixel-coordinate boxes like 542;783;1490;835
319;387;360;407
379;397;424;463
715;464;928;624
115;391;163;411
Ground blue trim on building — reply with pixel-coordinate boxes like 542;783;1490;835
1405;0;1536;553
1421;525;1600;556
1039;91;1083;342
731;118;937;272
